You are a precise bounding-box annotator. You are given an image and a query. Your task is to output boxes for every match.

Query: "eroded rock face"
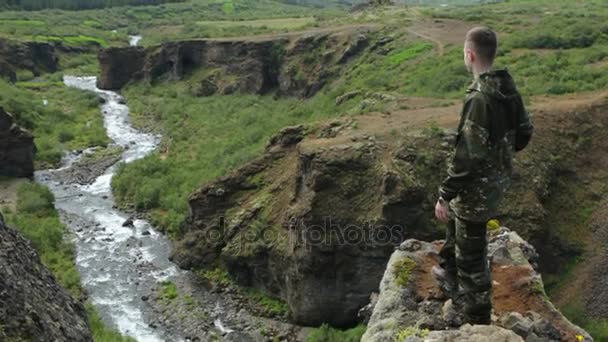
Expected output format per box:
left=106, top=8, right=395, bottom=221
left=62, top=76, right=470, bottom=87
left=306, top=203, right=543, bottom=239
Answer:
left=0, top=214, right=93, bottom=341
left=97, top=28, right=374, bottom=98
left=0, top=107, right=36, bottom=177
left=97, top=46, right=146, bottom=90
left=0, top=38, right=58, bottom=82
left=172, top=122, right=440, bottom=327
left=362, top=229, right=592, bottom=342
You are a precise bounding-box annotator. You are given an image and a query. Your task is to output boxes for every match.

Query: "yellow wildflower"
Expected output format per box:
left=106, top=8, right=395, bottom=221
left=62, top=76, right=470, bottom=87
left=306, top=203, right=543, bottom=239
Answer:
left=487, top=219, right=500, bottom=231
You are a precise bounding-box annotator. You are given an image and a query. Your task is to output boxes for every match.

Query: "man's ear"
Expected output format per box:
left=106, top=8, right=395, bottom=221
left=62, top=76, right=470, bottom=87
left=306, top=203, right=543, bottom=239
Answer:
left=469, top=49, right=476, bottom=64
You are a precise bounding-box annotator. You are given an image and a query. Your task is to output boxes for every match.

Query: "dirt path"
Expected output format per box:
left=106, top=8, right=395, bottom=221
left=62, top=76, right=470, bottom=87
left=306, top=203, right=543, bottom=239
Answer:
left=405, top=18, right=472, bottom=56
left=206, top=23, right=382, bottom=42
left=405, top=27, right=446, bottom=55
left=0, top=178, right=27, bottom=212
left=347, top=90, right=608, bottom=144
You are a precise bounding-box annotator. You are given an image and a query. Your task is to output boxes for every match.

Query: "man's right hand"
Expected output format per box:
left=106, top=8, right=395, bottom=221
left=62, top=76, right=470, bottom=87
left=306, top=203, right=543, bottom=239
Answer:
left=435, top=198, right=450, bottom=223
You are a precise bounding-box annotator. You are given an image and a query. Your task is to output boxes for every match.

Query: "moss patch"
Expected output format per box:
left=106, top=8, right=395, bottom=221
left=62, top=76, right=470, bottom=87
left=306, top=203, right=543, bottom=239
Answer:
left=393, top=256, right=416, bottom=287
left=395, top=326, right=430, bottom=342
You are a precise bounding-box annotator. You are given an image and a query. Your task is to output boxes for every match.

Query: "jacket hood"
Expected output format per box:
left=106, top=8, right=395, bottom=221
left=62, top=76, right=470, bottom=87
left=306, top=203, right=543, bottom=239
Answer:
left=468, top=69, right=519, bottom=100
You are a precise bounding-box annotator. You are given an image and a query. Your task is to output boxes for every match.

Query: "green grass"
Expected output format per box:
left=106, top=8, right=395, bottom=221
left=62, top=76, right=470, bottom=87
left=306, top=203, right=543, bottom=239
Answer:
left=244, top=288, right=289, bottom=317
left=306, top=324, right=366, bottom=342
left=160, top=281, right=179, bottom=301
left=86, top=303, right=137, bottom=342
left=4, top=182, right=83, bottom=298
left=0, top=19, right=46, bottom=26
left=222, top=1, right=235, bottom=14
left=387, top=42, right=434, bottom=65
left=0, top=77, right=109, bottom=168
left=196, top=17, right=315, bottom=29
left=199, top=267, right=233, bottom=287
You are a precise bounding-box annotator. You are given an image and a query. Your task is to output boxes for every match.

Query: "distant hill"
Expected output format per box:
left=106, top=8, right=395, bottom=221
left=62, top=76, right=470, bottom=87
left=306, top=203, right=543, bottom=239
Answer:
left=279, top=0, right=501, bottom=8
left=279, top=0, right=356, bottom=8
left=0, top=0, right=184, bottom=11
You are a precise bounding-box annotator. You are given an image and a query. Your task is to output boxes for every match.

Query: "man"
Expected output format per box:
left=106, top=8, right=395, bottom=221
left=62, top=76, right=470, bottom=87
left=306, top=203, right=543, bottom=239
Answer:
left=432, top=27, right=533, bottom=325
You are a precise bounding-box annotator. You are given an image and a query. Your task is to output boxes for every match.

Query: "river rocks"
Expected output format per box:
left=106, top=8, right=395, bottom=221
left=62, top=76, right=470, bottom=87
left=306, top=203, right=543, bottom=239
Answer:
left=335, top=90, right=362, bottom=105
left=0, top=38, right=58, bottom=82
left=0, top=107, right=36, bottom=177
left=52, top=146, right=123, bottom=185
left=97, top=27, right=376, bottom=98
left=123, top=216, right=135, bottom=227
left=361, top=229, right=592, bottom=342
left=0, top=213, right=93, bottom=341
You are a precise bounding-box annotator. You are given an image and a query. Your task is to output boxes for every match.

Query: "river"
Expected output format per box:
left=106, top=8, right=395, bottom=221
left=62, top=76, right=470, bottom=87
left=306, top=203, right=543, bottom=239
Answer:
left=35, top=36, right=182, bottom=342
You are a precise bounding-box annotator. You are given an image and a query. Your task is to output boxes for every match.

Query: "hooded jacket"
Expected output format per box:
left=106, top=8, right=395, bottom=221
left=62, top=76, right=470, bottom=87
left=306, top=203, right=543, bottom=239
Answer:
left=439, top=69, right=533, bottom=221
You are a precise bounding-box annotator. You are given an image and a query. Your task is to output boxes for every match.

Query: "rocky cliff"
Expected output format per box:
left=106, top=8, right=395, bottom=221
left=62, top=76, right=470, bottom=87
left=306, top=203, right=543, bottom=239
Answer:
left=171, top=91, right=608, bottom=329
left=97, top=27, right=374, bottom=98
left=0, top=107, right=36, bottom=177
left=171, top=122, right=439, bottom=327
left=0, top=213, right=93, bottom=341
left=0, top=38, right=58, bottom=82
left=362, top=229, right=592, bottom=341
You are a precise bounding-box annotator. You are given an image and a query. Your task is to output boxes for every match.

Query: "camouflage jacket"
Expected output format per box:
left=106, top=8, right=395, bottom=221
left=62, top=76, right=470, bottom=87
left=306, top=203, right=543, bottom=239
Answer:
left=439, top=69, right=533, bottom=222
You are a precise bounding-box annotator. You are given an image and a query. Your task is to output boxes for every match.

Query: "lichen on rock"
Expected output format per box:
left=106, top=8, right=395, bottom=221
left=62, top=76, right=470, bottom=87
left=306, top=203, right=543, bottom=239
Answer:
left=362, top=228, right=593, bottom=342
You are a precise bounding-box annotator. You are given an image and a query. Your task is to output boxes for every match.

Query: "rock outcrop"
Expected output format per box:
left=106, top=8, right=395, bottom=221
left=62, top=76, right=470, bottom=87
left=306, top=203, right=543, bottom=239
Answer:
left=0, top=107, right=36, bottom=177
left=0, top=38, right=58, bottom=82
left=172, top=121, right=444, bottom=327
left=362, top=229, right=592, bottom=342
left=0, top=213, right=93, bottom=341
left=97, top=27, right=374, bottom=98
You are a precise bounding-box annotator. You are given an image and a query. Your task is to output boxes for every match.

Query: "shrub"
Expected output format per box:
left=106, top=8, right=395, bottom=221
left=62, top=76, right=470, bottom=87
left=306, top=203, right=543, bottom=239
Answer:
left=86, top=303, right=137, bottom=342
left=160, top=281, right=178, bottom=300
left=16, top=182, right=55, bottom=216
left=306, top=324, right=366, bottom=342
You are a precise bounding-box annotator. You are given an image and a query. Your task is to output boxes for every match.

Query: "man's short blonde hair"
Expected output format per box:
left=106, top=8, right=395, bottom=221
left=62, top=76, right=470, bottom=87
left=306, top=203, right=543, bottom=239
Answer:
left=466, top=27, right=498, bottom=63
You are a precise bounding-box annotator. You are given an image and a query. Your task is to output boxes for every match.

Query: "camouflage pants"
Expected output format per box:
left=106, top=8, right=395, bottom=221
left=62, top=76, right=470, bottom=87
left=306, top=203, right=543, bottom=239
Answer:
left=438, top=217, right=492, bottom=324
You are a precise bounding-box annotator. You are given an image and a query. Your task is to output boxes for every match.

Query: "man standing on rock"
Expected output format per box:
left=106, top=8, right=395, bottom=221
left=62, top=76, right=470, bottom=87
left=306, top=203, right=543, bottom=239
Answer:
left=432, top=27, right=533, bottom=325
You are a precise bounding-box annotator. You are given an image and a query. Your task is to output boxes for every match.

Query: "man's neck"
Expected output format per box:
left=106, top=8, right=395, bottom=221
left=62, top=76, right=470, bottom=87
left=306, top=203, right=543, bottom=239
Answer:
left=473, top=64, right=493, bottom=80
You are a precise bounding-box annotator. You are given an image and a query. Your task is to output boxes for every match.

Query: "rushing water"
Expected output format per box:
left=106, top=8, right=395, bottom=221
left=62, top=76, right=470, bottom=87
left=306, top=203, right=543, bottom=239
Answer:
left=35, top=71, right=182, bottom=340
left=129, top=35, right=143, bottom=47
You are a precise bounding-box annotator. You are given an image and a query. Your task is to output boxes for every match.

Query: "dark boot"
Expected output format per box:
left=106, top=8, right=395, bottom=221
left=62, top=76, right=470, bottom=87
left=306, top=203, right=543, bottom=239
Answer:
left=432, top=265, right=457, bottom=299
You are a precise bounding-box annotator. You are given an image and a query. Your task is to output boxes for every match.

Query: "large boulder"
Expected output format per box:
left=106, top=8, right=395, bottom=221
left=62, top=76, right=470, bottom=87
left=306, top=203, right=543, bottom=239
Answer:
left=0, top=214, right=93, bottom=341
left=361, top=229, right=592, bottom=342
left=0, top=107, right=36, bottom=177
